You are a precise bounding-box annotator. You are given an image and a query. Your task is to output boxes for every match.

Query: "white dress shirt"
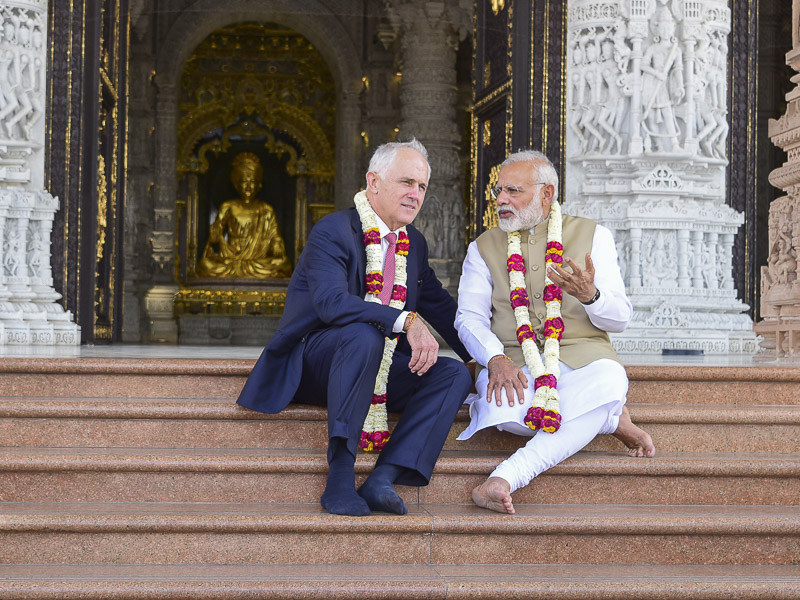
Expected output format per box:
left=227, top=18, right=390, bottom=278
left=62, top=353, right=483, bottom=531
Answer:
left=364, top=212, right=409, bottom=334
left=455, top=223, right=632, bottom=367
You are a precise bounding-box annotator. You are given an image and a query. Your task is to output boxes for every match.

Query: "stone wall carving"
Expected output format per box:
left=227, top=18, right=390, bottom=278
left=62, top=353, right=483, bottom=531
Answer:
left=754, top=4, right=800, bottom=356
left=0, top=0, right=79, bottom=346
left=565, top=0, right=757, bottom=355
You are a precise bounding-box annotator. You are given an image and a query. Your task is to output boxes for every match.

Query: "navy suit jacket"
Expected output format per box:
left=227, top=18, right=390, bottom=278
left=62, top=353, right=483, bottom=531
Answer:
left=237, top=207, right=471, bottom=414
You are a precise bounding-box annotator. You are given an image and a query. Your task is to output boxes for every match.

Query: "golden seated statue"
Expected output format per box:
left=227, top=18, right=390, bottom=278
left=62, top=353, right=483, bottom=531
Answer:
left=197, top=152, right=292, bottom=279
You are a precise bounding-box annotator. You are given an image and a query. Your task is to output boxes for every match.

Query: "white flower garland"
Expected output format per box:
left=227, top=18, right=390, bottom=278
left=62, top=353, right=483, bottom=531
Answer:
left=354, top=190, right=409, bottom=451
left=507, top=200, right=564, bottom=433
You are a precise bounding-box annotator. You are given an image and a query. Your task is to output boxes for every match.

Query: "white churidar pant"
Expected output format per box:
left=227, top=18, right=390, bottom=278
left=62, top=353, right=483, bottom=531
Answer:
left=458, top=357, right=628, bottom=493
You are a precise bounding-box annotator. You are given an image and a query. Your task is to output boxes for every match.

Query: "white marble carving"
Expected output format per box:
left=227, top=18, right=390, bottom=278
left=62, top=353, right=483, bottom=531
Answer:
left=754, top=5, right=800, bottom=356
left=0, top=2, right=47, bottom=187
left=0, top=0, right=79, bottom=345
left=566, top=0, right=757, bottom=355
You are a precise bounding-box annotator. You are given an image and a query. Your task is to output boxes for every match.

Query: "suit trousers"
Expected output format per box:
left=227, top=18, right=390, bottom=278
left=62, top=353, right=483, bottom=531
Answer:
left=294, top=322, right=472, bottom=486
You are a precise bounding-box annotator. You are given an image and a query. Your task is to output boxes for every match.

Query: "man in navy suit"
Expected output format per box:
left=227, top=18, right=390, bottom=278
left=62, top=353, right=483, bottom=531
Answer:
left=237, top=140, right=472, bottom=516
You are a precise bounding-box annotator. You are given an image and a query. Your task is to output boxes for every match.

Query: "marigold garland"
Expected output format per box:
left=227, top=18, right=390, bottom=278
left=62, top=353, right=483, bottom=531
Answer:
left=506, top=200, right=564, bottom=434
left=354, top=190, right=409, bottom=451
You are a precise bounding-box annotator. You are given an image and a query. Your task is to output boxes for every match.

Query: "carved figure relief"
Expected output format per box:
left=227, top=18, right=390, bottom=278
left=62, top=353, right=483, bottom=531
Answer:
left=641, top=230, right=678, bottom=287
left=26, top=222, right=45, bottom=279
left=0, top=6, right=46, bottom=147
left=764, top=198, right=798, bottom=290
left=3, top=222, right=21, bottom=277
left=568, top=0, right=731, bottom=160
left=640, top=6, right=683, bottom=152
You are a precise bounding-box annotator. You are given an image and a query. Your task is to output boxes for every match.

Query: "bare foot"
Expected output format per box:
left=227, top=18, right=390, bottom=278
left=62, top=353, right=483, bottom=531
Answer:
left=613, top=405, right=656, bottom=458
left=472, top=477, right=515, bottom=514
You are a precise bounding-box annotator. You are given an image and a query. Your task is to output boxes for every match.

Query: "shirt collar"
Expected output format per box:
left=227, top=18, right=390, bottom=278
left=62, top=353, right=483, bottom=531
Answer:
left=529, top=214, right=550, bottom=236
left=373, top=212, right=402, bottom=239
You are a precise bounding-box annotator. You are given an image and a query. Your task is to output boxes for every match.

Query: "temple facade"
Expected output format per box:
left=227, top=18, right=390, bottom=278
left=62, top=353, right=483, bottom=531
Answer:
left=0, top=0, right=792, bottom=355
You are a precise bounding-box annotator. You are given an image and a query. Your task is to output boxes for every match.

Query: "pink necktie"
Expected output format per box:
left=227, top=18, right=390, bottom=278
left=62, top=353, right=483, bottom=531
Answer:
left=378, top=233, right=397, bottom=305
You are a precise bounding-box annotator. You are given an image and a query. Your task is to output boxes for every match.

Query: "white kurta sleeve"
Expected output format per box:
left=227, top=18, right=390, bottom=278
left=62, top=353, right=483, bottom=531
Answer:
left=582, top=225, right=632, bottom=333
left=456, top=241, right=506, bottom=367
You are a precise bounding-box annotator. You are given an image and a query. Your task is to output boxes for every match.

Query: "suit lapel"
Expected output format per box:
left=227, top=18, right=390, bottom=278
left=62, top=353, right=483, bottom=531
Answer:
left=350, top=209, right=367, bottom=296
left=405, top=228, right=420, bottom=311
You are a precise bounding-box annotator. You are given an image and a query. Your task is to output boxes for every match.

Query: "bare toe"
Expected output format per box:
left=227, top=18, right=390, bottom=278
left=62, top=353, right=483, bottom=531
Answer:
left=472, top=477, right=515, bottom=514
left=613, top=407, right=656, bottom=458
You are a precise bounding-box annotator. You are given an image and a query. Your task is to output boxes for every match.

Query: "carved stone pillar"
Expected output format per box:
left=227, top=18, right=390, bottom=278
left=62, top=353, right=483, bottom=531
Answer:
left=565, top=0, right=757, bottom=355
left=335, top=90, right=363, bottom=211
left=0, top=0, right=79, bottom=345
left=384, top=0, right=472, bottom=292
left=754, top=2, right=800, bottom=355
left=143, top=81, right=179, bottom=343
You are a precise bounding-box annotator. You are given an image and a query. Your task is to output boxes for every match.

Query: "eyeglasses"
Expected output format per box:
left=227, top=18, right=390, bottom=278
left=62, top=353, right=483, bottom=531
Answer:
left=490, top=182, right=547, bottom=199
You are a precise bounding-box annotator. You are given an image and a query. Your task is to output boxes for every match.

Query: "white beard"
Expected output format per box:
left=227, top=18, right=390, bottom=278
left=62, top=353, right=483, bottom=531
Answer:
left=497, top=201, right=545, bottom=232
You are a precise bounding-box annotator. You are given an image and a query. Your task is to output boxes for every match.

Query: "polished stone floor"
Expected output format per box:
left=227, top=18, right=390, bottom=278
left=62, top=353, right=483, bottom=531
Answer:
left=0, top=342, right=797, bottom=367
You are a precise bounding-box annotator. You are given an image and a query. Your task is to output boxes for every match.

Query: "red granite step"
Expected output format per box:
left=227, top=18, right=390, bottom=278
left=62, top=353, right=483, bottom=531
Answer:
left=1, top=448, right=798, bottom=506
left=0, top=359, right=251, bottom=399
left=1, top=359, right=798, bottom=406
left=1, top=502, right=798, bottom=566
left=1, top=563, right=798, bottom=599
left=1, top=396, right=798, bottom=453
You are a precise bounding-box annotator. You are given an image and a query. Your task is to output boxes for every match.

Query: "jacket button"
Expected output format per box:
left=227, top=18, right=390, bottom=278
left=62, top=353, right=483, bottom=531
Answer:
left=534, top=293, right=541, bottom=299
left=532, top=265, right=539, bottom=271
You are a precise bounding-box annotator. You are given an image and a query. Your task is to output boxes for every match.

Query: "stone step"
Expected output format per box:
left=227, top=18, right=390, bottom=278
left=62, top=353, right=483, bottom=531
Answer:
left=1, top=359, right=799, bottom=406
left=2, top=397, right=798, bottom=453
left=1, top=502, right=798, bottom=565
left=1, top=448, right=798, bottom=506
left=0, top=359, right=250, bottom=399
left=1, top=563, right=799, bottom=599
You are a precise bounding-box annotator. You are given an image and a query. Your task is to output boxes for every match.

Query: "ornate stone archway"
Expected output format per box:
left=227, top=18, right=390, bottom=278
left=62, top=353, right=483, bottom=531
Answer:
left=144, top=0, right=363, bottom=342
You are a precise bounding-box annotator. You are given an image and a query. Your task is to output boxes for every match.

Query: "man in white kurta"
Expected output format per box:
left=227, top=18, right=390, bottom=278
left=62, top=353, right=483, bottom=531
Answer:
left=456, top=150, right=655, bottom=514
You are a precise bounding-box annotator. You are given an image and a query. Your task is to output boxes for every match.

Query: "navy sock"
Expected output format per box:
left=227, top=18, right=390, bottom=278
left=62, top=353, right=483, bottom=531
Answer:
left=320, top=438, right=370, bottom=516
left=358, top=463, right=408, bottom=515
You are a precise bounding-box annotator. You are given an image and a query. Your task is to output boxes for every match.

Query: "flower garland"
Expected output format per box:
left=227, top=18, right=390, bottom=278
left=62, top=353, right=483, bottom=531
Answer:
left=354, top=190, right=409, bottom=452
left=506, top=199, right=564, bottom=434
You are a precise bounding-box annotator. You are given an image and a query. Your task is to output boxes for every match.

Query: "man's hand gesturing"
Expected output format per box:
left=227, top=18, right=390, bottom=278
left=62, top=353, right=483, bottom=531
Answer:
left=548, top=252, right=597, bottom=303
left=487, top=356, right=528, bottom=407
left=406, top=317, right=438, bottom=376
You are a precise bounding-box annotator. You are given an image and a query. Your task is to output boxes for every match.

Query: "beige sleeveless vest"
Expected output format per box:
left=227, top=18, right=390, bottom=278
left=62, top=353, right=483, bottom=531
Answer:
left=475, top=214, right=621, bottom=371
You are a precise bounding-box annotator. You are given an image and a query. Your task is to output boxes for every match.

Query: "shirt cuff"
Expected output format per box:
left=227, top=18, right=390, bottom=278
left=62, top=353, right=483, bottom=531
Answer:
left=393, top=311, right=410, bottom=334
left=583, top=287, right=607, bottom=314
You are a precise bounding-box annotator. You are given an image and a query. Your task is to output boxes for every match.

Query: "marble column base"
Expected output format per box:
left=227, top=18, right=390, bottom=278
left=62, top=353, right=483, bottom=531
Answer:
left=38, top=302, right=81, bottom=345
left=144, top=285, right=179, bottom=344
left=754, top=316, right=800, bottom=357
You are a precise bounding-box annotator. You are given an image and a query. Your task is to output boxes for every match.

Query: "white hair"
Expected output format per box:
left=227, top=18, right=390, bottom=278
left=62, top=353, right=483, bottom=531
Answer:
left=501, top=149, right=559, bottom=203
left=367, top=138, right=431, bottom=183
